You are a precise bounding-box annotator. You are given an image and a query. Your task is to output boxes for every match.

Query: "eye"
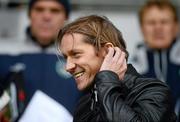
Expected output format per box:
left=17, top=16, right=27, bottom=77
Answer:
left=60, top=54, right=67, bottom=62
left=34, top=7, right=44, bottom=13
left=50, top=8, right=64, bottom=14
left=72, top=52, right=81, bottom=58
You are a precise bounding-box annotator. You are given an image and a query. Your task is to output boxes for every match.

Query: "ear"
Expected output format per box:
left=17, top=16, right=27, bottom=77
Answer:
left=104, top=42, right=114, bottom=48
left=101, top=42, right=114, bottom=57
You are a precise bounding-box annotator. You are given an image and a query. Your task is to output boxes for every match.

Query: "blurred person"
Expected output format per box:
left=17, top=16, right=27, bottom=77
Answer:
left=56, top=15, right=177, bottom=122
left=0, top=0, right=81, bottom=121
left=27, top=0, right=69, bottom=48
left=129, top=0, right=180, bottom=120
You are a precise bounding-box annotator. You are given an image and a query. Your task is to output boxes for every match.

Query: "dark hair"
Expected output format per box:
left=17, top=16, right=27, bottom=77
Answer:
left=28, top=0, right=71, bottom=18
left=57, top=15, right=129, bottom=60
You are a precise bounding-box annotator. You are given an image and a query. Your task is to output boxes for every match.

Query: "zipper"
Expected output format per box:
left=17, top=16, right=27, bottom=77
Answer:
left=90, top=84, right=98, bottom=110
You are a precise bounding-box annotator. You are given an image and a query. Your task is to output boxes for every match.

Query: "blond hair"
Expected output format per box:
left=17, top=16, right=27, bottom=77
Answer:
left=57, top=15, right=129, bottom=59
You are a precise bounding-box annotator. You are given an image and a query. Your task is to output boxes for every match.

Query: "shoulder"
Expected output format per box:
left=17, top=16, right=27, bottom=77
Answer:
left=0, top=39, right=40, bottom=55
left=126, top=74, right=172, bottom=110
left=127, top=76, right=176, bottom=121
left=131, top=76, right=171, bottom=100
left=125, top=65, right=168, bottom=91
left=0, top=38, right=56, bottom=55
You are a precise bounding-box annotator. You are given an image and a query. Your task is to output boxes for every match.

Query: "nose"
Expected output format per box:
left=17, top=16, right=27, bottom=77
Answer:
left=65, top=58, right=76, bottom=73
left=43, top=10, right=52, bottom=21
left=154, top=22, right=163, bottom=30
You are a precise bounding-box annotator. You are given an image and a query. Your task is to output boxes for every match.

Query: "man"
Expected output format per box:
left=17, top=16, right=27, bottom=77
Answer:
left=27, top=0, right=69, bottom=48
left=56, top=15, right=177, bottom=121
left=129, top=0, right=180, bottom=119
left=0, top=0, right=81, bottom=121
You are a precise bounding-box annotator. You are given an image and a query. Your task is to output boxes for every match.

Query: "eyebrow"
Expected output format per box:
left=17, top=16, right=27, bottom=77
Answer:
left=62, top=49, right=82, bottom=58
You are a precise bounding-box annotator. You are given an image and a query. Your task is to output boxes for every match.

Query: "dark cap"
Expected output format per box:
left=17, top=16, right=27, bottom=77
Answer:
left=28, top=0, right=71, bottom=18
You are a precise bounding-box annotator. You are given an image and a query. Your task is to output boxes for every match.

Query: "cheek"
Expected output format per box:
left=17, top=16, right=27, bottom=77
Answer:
left=55, top=15, right=66, bottom=23
left=144, top=27, right=154, bottom=34
left=168, top=27, right=177, bottom=35
left=31, top=13, right=42, bottom=22
left=90, top=57, right=104, bottom=73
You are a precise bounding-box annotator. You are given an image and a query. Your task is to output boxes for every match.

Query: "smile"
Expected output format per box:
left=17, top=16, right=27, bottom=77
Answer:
left=74, top=71, right=85, bottom=78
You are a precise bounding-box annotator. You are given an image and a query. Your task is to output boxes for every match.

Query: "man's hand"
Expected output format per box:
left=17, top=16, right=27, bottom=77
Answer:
left=100, top=47, right=127, bottom=80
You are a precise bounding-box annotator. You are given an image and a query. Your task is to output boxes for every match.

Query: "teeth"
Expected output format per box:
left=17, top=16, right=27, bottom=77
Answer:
left=74, top=72, right=84, bottom=78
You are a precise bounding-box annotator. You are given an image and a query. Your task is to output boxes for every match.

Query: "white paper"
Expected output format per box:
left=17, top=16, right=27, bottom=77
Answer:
left=19, top=90, right=73, bottom=122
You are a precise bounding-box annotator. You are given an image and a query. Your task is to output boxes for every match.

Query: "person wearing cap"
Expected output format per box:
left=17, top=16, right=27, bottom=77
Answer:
left=0, top=0, right=81, bottom=121
left=27, top=0, right=70, bottom=48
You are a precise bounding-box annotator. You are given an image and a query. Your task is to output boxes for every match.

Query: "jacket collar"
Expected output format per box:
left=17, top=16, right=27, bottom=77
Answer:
left=123, top=64, right=141, bottom=88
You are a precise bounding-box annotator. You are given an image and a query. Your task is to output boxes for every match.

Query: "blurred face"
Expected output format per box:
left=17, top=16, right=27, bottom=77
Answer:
left=60, top=33, right=105, bottom=91
left=141, top=6, right=178, bottom=49
left=30, top=0, right=67, bottom=45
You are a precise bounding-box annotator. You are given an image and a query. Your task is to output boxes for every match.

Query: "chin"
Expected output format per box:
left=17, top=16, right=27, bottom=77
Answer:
left=153, top=43, right=171, bottom=49
left=77, top=85, right=85, bottom=91
left=80, top=83, right=95, bottom=92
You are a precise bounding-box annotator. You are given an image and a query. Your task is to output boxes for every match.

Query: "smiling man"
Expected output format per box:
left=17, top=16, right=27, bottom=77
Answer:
left=60, top=33, right=105, bottom=90
left=57, top=15, right=177, bottom=122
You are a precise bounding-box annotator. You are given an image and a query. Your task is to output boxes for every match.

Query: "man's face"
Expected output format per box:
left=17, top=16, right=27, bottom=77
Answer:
left=60, top=33, right=105, bottom=91
left=30, top=1, right=67, bottom=45
left=141, top=6, right=178, bottom=49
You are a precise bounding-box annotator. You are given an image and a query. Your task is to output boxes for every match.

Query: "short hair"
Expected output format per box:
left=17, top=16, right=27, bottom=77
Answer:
left=57, top=15, right=129, bottom=59
left=139, top=0, right=178, bottom=24
left=28, top=0, right=71, bottom=18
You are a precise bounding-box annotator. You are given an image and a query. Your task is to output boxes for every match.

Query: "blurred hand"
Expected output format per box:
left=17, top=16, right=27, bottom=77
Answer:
left=100, top=47, right=127, bottom=80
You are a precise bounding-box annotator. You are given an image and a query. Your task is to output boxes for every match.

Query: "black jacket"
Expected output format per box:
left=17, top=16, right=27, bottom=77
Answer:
left=73, top=64, right=176, bottom=122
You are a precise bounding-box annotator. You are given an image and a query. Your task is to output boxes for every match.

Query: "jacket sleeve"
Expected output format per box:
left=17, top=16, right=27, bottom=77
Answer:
left=94, top=70, right=176, bottom=122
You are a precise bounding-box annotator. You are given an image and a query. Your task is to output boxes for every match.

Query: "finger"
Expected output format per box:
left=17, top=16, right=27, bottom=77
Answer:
left=100, top=47, right=114, bottom=71
left=112, top=47, right=122, bottom=63
left=118, top=59, right=127, bottom=80
left=105, top=47, right=115, bottom=61
left=117, top=51, right=126, bottom=67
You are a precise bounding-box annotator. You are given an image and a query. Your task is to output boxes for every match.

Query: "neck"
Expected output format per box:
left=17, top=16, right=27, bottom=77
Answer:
left=26, top=27, right=55, bottom=49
